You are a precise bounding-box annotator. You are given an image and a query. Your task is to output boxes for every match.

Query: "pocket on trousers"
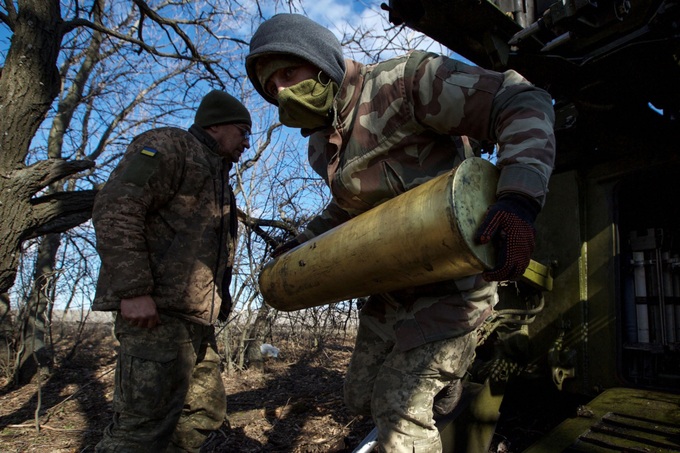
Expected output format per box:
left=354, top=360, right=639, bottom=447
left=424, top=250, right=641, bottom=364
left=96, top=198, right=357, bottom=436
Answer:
left=115, top=342, right=179, bottom=418
left=412, top=435, right=441, bottom=452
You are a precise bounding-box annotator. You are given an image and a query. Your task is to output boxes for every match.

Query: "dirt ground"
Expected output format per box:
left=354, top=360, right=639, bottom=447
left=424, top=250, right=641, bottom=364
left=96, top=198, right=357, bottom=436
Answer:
left=0, top=321, right=373, bottom=453
left=0, top=320, right=560, bottom=453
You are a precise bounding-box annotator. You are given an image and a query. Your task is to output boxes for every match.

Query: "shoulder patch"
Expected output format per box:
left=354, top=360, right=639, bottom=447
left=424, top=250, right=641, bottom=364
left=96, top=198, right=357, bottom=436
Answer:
left=119, top=147, right=162, bottom=187
left=141, top=146, right=158, bottom=157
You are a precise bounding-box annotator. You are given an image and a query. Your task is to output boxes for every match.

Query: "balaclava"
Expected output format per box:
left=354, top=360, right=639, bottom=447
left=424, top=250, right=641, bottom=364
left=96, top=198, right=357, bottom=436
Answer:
left=245, top=14, right=346, bottom=106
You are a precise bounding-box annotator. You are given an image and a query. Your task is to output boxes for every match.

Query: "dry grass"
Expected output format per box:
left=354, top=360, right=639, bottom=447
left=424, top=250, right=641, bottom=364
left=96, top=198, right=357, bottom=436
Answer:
left=0, top=318, right=556, bottom=453
left=0, top=320, right=373, bottom=453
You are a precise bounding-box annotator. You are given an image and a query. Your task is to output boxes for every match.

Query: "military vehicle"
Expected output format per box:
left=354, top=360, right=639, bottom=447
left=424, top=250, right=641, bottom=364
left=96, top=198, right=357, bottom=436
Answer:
left=259, top=0, right=679, bottom=449
left=376, top=0, right=680, bottom=450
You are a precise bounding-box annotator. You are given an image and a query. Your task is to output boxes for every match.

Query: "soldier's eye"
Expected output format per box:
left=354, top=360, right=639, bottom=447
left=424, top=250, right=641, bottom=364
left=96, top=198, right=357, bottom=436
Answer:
left=265, top=81, right=277, bottom=98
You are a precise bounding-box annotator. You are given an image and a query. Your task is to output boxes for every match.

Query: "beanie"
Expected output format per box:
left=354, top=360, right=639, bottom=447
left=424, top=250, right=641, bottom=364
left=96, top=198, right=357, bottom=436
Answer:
left=195, top=90, right=252, bottom=128
left=256, top=55, right=309, bottom=94
left=245, top=14, right=346, bottom=105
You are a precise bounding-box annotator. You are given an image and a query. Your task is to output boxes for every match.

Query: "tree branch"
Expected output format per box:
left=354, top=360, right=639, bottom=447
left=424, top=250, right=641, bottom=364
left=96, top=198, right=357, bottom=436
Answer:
left=1, top=0, right=16, bottom=29
left=237, top=209, right=298, bottom=250
left=241, top=122, right=283, bottom=171
left=24, top=190, right=98, bottom=239
left=0, top=12, right=10, bottom=29
left=60, top=18, right=217, bottom=65
left=130, top=0, right=223, bottom=83
left=11, top=159, right=95, bottom=198
left=87, top=64, right=190, bottom=161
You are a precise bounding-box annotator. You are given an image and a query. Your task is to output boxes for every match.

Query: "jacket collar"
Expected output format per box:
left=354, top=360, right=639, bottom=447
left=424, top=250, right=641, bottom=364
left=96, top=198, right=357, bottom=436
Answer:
left=333, top=59, right=365, bottom=129
left=188, top=124, right=232, bottom=170
left=314, top=59, right=364, bottom=151
left=300, top=59, right=365, bottom=139
left=189, top=123, right=218, bottom=150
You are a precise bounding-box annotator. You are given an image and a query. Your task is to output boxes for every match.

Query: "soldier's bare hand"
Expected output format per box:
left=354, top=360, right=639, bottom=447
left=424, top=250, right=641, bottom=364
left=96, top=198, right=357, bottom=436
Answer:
left=120, top=295, right=161, bottom=329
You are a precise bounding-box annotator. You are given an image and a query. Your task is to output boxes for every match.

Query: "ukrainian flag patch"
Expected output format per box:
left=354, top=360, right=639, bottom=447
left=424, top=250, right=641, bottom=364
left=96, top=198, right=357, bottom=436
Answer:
left=141, top=146, right=158, bottom=157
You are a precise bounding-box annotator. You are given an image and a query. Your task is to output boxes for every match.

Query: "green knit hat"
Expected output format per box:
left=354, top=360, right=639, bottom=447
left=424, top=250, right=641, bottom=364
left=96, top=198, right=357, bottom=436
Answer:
left=195, top=90, right=252, bottom=128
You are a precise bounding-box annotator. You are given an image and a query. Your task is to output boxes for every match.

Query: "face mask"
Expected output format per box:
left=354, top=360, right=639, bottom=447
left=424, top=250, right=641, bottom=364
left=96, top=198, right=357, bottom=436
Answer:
left=277, top=77, right=338, bottom=129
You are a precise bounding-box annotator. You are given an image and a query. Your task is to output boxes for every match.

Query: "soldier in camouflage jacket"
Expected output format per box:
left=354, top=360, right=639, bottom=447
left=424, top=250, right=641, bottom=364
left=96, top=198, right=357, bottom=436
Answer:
left=92, top=90, right=251, bottom=452
left=247, top=13, right=555, bottom=453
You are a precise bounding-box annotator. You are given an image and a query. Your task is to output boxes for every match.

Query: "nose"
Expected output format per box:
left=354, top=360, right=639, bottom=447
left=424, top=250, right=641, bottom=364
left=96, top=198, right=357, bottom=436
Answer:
left=267, top=75, right=287, bottom=99
left=268, top=84, right=284, bottom=99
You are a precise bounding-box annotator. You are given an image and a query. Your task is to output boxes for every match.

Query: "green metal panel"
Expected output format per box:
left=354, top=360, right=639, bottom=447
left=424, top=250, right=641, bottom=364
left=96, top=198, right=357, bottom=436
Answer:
left=522, top=387, right=680, bottom=452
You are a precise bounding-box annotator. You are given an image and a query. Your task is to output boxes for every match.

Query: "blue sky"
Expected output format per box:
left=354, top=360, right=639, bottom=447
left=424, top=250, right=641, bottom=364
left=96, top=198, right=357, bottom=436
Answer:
left=0, top=0, right=461, bottom=311
left=0, top=1, right=453, bottom=78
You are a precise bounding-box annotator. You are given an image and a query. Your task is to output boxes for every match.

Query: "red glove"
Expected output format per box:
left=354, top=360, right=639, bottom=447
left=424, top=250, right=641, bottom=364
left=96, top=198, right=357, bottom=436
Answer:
left=475, top=194, right=540, bottom=282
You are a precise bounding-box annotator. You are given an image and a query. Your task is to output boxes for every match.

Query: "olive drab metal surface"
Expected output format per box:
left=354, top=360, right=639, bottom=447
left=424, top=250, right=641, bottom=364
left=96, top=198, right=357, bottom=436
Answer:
left=258, top=157, right=498, bottom=311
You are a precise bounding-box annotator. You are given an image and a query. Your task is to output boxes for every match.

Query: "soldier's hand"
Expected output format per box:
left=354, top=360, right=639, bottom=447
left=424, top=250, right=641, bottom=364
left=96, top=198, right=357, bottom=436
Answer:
left=272, top=238, right=302, bottom=258
left=218, top=294, right=232, bottom=323
left=475, top=194, right=540, bottom=281
left=121, top=295, right=161, bottom=329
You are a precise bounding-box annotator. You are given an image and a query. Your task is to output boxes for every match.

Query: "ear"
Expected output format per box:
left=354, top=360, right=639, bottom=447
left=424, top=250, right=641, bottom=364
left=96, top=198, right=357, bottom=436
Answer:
left=202, top=125, right=221, bottom=142
left=204, top=125, right=221, bottom=138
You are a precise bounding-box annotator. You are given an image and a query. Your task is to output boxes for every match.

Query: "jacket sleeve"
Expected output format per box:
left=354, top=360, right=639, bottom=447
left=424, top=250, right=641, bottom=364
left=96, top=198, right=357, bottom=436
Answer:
left=92, top=132, right=184, bottom=301
left=410, top=54, right=556, bottom=206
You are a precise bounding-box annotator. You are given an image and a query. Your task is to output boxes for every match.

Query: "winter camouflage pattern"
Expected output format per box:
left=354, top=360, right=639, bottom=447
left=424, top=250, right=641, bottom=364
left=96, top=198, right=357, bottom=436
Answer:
left=92, top=125, right=238, bottom=325
left=344, top=319, right=477, bottom=452
left=96, top=314, right=226, bottom=452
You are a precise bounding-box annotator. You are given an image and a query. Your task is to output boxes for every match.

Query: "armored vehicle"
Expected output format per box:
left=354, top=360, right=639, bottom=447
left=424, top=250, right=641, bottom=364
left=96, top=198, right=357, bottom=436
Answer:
left=379, top=0, right=680, bottom=450
left=260, top=1, right=679, bottom=449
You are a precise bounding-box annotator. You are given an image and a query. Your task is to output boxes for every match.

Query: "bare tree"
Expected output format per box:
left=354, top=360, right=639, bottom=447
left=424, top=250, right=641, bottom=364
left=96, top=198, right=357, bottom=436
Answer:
left=224, top=108, right=329, bottom=369
left=0, top=0, right=445, bottom=383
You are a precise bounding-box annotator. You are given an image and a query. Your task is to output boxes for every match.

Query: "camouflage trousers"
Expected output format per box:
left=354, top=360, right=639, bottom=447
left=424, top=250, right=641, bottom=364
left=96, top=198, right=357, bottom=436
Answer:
left=96, top=313, right=226, bottom=453
left=344, top=316, right=476, bottom=453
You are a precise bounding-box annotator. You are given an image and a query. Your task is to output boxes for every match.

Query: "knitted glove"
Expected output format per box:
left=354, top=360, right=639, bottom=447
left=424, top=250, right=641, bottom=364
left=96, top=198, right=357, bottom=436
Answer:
left=475, top=194, right=540, bottom=281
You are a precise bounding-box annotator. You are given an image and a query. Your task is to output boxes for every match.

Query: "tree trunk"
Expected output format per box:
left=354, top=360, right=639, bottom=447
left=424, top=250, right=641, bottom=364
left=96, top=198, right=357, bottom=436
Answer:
left=0, top=0, right=62, bottom=297
left=15, top=233, right=61, bottom=385
left=243, top=302, right=271, bottom=372
left=0, top=293, right=13, bottom=371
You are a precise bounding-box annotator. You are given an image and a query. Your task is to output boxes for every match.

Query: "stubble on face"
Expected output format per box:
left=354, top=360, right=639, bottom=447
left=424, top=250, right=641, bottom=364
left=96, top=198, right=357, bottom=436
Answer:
left=209, top=124, right=248, bottom=163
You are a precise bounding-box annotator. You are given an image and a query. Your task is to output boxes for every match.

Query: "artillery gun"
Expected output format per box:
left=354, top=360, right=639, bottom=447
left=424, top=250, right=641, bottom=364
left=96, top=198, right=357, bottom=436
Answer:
left=259, top=0, right=679, bottom=449
left=377, top=0, right=680, bottom=450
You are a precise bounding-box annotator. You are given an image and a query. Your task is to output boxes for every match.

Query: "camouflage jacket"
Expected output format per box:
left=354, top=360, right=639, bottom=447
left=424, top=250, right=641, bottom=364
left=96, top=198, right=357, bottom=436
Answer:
left=92, top=125, right=238, bottom=325
left=298, top=51, right=556, bottom=350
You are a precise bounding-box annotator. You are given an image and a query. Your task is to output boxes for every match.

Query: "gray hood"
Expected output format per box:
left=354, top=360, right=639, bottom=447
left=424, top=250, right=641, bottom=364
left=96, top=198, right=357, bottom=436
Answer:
left=245, top=13, right=346, bottom=105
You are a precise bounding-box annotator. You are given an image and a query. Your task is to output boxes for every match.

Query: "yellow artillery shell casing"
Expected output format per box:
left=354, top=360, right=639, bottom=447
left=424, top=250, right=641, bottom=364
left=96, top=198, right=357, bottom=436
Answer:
left=259, top=157, right=499, bottom=311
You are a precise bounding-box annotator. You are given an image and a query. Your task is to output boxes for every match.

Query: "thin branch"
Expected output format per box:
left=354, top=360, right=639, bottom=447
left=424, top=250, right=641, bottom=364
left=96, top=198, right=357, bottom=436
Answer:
left=240, top=122, right=283, bottom=171
left=60, top=18, right=217, bottom=65
left=1, top=0, right=16, bottom=29
left=131, top=0, right=223, bottom=84
left=87, top=64, right=191, bottom=161
left=238, top=209, right=291, bottom=250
